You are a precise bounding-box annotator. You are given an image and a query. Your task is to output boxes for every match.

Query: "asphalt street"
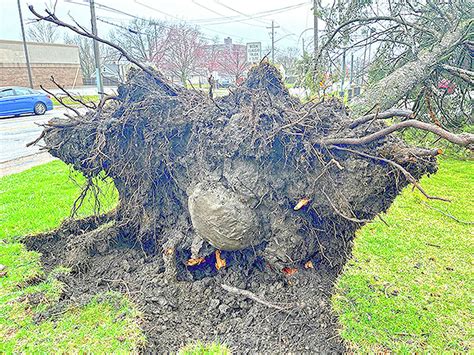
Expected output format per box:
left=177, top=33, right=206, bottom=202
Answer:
left=0, top=107, right=71, bottom=176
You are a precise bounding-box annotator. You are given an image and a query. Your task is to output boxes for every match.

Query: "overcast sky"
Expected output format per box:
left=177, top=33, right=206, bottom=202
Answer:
left=1, top=0, right=321, bottom=54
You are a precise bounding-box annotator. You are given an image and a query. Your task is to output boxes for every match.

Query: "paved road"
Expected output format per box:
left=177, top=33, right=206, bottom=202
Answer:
left=0, top=108, right=71, bottom=177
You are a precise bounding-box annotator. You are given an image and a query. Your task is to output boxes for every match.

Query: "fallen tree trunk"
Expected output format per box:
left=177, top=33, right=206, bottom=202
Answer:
left=351, top=22, right=469, bottom=114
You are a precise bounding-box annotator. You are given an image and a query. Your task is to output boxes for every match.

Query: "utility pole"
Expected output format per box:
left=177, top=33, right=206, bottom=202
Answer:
left=313, top=0, right=319, bottom=76
left=89, top=0, right=103, bottom=96
left=302, top=38, right=305, bottom=55
left=340, top=49, right=346, bottom=97
left=349, top=52, right=354, bottom=87
left=267, top=20, right=279, bottom=62
left=17, top=0, right=33, bottom=88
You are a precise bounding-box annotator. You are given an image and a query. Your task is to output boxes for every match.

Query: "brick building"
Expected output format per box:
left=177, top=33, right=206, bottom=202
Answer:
left=0, top=39, right=82, bottom=89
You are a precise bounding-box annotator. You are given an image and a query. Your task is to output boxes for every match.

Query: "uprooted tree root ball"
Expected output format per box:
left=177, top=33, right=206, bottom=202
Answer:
left=27, top=63, right=445, bottom=351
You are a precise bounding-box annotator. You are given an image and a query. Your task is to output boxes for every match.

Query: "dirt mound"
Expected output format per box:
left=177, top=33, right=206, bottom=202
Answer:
left=28, top=62, right=439, bottom=350
left=26, top=221, right=344, bottom=352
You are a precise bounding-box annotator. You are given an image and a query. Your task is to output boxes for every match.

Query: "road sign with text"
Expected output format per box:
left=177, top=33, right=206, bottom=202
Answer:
left=246, top=42, right=262, bottom=63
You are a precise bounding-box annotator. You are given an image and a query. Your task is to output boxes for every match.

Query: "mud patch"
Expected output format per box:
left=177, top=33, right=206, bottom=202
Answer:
left=26, top=221, right=345, bottom=353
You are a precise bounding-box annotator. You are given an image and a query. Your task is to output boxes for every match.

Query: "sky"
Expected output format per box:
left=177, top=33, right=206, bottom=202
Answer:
left=0, top=0, right=320, bottom=54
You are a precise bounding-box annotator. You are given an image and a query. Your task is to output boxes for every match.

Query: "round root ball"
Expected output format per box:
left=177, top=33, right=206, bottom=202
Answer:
left=188, top=181, right=261, bottom=250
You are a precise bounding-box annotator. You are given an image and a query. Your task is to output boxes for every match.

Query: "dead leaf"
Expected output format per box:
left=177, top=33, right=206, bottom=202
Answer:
left=186, top=257, right=205, bottom=266
left=437, top=148, right=443, bottom=155
left=163, top=248, right=174, bottom=256
left=215, top=250, right=226, bottom=270
left=304, top=260, right=314, bottom=269
left=293, top=198, right=311, bottom=211
left=282, top=267, right=298, bottom=276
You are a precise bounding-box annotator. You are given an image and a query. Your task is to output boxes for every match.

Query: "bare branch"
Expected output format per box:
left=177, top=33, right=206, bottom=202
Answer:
left=40, top=85, right=81, bottom=116
left=441, top=64, right=474, bottom=85
left=50, top=76, right=96, bottom=109
left=318, top=16, right=438, bottom=61
left=321, top=119, right=474, bottom=149
left=349, top=109, right=414, bottom=129
left=28, top=5, right=177, bottom=96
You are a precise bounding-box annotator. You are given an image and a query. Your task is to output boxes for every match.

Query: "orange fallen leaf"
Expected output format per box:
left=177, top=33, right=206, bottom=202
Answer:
left=163, top=248, right=174, bottom=256
left=304, top=260, right=314, bottom=269
left=437, top=148, right=443, bottom=155
left=215, top=250, right=226, bottom=270
left=294, top=198, right=311, bottom=211
left=282, top=267, right=298, bottom=275
left=186, top=257, right=205, bottom=266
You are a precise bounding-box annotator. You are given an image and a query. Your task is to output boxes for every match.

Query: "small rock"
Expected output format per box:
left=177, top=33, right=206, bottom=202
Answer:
left=218, top=304, right=230, bottom=314
left=0, top=264, right=6, bottom=271
left=209, top=298, right=220, bottom=309
left=158, top=297, right=168, bottom=307
left=120, top=259, right=131, bottom=272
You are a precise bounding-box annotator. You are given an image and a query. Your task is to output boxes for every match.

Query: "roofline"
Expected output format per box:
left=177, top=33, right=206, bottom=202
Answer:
left=0, top=39, right=78, bottom=49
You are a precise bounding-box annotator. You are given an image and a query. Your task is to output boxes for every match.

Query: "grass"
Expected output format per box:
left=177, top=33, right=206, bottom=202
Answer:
left=50, top=94, right=99, bottom=107
left=179, top=341, right=231, bottom=355
left=1, top=158, right=471, bottom=352
left=333, top=158, right=474, bottom=352
left=0, top=160, right=117, bottom=241
left=0, top=161, right=145, bottom=353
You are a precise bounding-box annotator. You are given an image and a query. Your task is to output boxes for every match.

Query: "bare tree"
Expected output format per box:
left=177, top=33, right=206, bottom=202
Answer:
left=107, top=18, right=169, bottom=66
left=27, top=21, right=59, bottom=43
left=162, top=24, right=206, bottom=85
left=275, top=47, right=300, bottom=76
left=64, top=34, right=95, bottom=80
left=217, top=44, right=249, bottom=82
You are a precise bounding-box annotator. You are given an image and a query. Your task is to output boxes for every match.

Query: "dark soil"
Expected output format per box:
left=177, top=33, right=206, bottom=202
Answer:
left=26, top=217, right=345, bottom=353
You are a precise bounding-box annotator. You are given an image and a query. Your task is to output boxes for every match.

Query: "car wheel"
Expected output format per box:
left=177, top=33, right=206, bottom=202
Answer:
left=34, top=102, right=47, bottom=115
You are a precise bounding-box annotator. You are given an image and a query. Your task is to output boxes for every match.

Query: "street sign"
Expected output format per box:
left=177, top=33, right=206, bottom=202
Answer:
left=246, top=42, right=261, bottom=63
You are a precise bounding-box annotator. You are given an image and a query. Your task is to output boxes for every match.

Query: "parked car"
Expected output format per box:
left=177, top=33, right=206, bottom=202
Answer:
left=0, top=87, right=53, bottom=117
left=217, top=78, right=232, bottom=88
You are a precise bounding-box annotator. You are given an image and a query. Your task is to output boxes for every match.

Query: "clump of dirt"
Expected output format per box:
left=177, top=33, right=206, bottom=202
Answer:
left=28, top=62, right=438, bottom=351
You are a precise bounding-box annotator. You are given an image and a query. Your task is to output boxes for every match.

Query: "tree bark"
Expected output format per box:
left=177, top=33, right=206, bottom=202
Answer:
left=351, top=24, right=467, bottom=115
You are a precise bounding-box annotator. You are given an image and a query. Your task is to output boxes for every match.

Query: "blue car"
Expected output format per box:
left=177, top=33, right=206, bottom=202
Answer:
left=0, top=86, right=54, bottom=117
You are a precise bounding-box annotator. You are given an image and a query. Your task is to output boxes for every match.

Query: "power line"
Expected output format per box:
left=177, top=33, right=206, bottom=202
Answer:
left=211, top=0, right=270, bottom=27
left=195, top=2, right=310, bottom=26
left=131, top=0, right=262, bottom=41
left=65, top=0, right=264, bottom=43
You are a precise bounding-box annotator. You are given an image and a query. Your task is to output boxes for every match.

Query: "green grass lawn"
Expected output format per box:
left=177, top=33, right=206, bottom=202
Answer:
left=0, top=161, right=146, bottom=353
left=0, top=158, right=472, bottom=352
left=333, top=158, right=473, bottom=352
left=51, top=94, right=100, bottom=107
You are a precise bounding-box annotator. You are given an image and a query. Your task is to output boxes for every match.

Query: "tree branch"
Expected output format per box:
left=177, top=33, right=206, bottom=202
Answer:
left=318, top=16, right=438, bottom=61
left=321, top=120, right=474, bottom=149
left=441, top=64, right=474, bottom=85
left=28, top=6, right=177, bottom=96
left=349, top=109, right=414, bottom=129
